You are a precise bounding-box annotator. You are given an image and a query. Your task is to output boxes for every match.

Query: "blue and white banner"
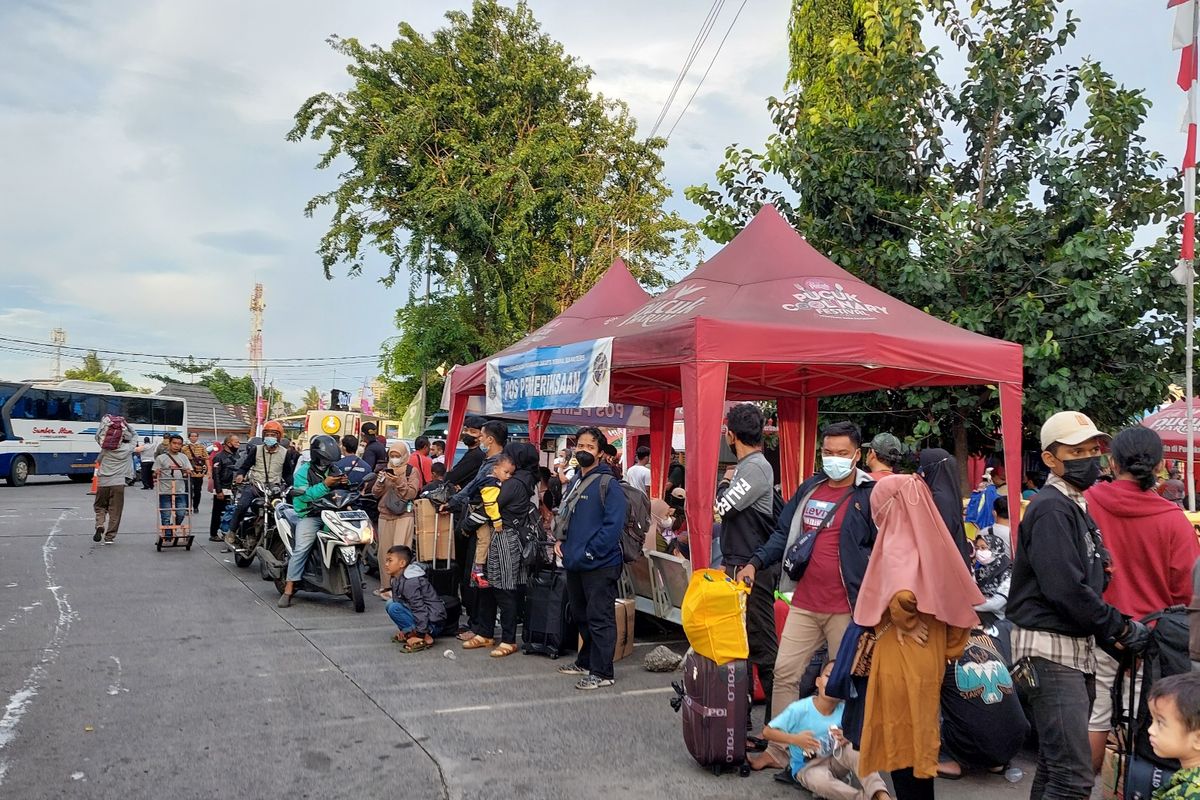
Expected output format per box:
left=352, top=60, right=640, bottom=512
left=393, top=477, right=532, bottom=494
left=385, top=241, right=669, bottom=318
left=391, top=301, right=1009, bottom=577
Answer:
left=485, top=338, right=612, bottom=414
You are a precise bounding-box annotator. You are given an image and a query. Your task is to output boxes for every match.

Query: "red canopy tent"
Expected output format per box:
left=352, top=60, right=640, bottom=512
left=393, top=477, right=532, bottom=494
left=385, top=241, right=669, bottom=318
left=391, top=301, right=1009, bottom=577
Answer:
left=449, top=206, right=1023, bottom=569
left=1140, top=399, right=1200, bottom=458
left=446, top=258, right=652, bottom=457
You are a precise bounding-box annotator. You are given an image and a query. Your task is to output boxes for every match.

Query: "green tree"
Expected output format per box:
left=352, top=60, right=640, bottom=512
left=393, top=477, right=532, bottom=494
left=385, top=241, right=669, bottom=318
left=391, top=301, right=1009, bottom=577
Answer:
left=146, top=356, right=219, bottom=386
left=289, top=0, right=697, bottom=399
left=202, top=368, right=256, bottom=406
left=64, top=351, right=138, bottom=393
left=302, top=386, right=322, bottom=410
left=687, top=0, right=1182, bottom=471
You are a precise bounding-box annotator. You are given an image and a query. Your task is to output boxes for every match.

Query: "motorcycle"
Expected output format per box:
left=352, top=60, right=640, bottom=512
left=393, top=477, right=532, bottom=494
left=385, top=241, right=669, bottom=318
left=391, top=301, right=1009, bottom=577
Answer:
left=229, top=481, right=286, bottom=569
left=255, top=486, right=374, bottom=612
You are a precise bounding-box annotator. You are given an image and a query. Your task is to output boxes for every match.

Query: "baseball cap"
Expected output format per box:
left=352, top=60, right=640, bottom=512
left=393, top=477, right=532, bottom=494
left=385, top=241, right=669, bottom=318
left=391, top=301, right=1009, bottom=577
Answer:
left=867, top=432, right=902, bottom=459
left=1040, top=411, right=1109, bottom=451
left=361, top=422, right=377, bottom=435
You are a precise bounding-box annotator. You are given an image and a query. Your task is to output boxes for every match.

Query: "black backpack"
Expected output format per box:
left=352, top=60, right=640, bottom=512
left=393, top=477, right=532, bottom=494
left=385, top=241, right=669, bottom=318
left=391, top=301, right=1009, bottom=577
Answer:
left=1115, top=606, right=1190, bottom=787
left=599, top=475, right=651, bottom=563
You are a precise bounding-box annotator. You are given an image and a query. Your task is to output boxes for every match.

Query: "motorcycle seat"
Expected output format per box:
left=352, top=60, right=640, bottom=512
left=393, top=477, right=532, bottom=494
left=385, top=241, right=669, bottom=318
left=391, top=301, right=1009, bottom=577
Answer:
left=277, top=505, right=300, bottom=529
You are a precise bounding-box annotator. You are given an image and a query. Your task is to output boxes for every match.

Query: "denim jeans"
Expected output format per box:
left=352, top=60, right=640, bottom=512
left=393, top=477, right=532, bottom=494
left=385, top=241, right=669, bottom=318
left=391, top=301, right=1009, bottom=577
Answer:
left=158, top=494, right=188, bottom=528
left=286, top=515, right=323, bottom=583
left=1024, top=657, right=1097, bottom=800
left=386, top=600, right=441, bottom=636
left=566, top=565, right=622, bottom=680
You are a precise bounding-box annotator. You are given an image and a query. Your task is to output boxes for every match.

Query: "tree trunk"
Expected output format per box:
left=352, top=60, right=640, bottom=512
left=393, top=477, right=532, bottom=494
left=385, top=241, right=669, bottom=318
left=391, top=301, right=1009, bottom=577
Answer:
left=953, top=418, right=970, bottom=499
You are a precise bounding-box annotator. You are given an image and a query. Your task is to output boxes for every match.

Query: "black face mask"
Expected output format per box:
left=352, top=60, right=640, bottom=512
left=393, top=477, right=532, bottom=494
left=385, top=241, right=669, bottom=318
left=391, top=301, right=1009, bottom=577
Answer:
left=1060, top=455, right=1103, bottom=491
left=575, top=450, right=596, bottom=469
left=461, top=434, right=478, bottom=448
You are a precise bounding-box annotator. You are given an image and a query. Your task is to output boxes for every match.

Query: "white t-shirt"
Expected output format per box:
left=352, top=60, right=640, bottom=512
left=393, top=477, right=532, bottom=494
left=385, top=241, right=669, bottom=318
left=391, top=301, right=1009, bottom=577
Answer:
left=626, top=463, right=651, bottom=494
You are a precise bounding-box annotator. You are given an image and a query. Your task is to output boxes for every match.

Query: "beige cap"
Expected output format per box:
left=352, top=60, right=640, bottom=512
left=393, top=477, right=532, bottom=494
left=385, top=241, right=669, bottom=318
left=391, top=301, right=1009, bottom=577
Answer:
left=1040, top=411, right=1109, bottom=451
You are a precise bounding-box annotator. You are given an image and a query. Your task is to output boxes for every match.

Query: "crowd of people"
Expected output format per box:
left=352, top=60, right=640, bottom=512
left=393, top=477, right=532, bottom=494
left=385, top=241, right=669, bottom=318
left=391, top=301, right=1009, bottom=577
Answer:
left=86, top=401, right=1200, bottom=799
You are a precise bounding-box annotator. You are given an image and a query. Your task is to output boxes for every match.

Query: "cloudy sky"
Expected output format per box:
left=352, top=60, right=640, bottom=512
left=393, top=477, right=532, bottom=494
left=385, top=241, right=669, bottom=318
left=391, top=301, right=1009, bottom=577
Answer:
left=0, top=0, right=1179, bottom=402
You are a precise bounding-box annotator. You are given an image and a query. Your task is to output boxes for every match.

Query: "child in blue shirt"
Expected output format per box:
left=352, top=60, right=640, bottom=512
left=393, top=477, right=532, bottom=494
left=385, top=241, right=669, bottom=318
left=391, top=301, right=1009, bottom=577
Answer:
left=763, top=660, right=891, bottom=800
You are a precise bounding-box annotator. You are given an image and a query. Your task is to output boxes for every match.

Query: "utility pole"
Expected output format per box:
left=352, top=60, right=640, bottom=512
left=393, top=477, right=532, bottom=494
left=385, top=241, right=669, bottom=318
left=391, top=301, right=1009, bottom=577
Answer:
left=249, top=283, right=266, bottom=435
left=50, top=328, right=66, bottom=380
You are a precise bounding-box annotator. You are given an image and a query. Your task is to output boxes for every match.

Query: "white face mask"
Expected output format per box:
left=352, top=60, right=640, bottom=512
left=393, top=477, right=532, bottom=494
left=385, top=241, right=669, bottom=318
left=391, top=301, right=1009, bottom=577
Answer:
left=389, top=457, right=404, bottom=467
left=975, top=549, right=995, bottom=565
left=822, top=456, right=854, bottom=481
left=660, top=517, right=674, bottom=532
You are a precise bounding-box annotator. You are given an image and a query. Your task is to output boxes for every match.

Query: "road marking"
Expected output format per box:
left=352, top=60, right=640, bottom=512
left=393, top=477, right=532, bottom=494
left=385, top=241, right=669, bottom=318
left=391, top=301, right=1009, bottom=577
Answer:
left=106, top=656, right=126, bottom=696
left=0, top=511, right=75, bottom=785
left=430, top=686, right=674, bottom=716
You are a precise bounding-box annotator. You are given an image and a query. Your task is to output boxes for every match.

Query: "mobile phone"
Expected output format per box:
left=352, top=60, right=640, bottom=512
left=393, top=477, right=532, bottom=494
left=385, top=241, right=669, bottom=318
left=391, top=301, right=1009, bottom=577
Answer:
left=1011, top=657, right=1039, bottom=690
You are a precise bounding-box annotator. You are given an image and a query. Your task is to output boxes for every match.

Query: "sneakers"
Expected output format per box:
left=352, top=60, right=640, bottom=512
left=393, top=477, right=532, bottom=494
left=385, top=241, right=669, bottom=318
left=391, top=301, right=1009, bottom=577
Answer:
left=575, top=675, right=615, bottom=691
left=93, top=527, right=103, bottom=542
left=557, top=663, right=588, bottom=676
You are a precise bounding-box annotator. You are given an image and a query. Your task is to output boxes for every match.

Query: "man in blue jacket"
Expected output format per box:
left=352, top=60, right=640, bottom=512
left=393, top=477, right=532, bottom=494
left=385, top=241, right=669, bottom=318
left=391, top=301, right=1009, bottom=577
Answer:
left=737, top=421, right=877, bottom=771
left=555, top=427, right=628, bottom=690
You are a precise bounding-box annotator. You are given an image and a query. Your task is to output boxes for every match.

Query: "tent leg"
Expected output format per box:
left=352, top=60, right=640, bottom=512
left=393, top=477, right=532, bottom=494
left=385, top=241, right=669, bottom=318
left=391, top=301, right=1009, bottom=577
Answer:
left=446, top=394, right=469, bottom=470
left=528, top=409, right=552, bottom=450
left=1000, top=382, right=1024, bottom=527
left=800, top=396, right=819, bottom=482
left=649, top=406, right=673, bottom=500
left=681, top=361, right=728, bottom=571
left=777, top=398, right=804, bottom=499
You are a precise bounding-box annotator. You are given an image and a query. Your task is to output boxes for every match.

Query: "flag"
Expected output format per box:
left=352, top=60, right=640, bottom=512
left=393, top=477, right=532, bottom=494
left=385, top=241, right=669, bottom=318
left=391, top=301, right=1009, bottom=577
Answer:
left=318, top=394, right=326, bottom=411
left=1174, top=0, right=1195, bottom=49
left=400, top=385, right=426, bottom=440
left=1175, top=0, right=1199, bottom=263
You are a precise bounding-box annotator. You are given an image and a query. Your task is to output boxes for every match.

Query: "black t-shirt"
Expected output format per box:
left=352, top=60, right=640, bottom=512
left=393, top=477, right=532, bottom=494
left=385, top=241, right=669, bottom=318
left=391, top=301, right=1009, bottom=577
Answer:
left=666, top=462, right=686, bottom=509
left=939, top=630, right=1029, bottom=769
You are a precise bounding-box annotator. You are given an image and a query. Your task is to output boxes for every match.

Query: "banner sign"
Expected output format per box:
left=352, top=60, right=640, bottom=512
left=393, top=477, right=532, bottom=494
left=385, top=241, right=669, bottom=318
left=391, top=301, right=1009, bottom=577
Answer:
left=485, top=338, right=612, bottom=414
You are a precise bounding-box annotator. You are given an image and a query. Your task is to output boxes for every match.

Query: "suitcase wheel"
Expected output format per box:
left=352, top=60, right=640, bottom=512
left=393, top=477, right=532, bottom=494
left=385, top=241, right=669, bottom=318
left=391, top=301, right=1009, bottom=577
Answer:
left=711, top=765, right=722, bottom=777
left=739, top=764, right=751, bottom=778
left=550, top=653, right=559, bottom=660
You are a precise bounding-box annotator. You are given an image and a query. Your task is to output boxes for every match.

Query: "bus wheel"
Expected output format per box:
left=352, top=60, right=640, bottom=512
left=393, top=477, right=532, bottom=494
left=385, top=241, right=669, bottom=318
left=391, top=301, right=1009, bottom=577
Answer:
left=7, top=457, right=30, bottom=487
left=68, top=474, right=91, bottom=483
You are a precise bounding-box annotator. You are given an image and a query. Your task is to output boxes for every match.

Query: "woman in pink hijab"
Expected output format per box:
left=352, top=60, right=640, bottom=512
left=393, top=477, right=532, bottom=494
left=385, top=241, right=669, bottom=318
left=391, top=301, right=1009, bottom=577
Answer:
left=855, top=474, right=984, bottom=800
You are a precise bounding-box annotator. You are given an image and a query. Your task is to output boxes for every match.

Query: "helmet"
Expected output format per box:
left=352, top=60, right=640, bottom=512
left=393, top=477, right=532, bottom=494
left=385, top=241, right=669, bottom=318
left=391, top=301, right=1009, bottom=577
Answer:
left=309, top=434, right=340, bottom=468
left=262, top=419, right=284, bottom=437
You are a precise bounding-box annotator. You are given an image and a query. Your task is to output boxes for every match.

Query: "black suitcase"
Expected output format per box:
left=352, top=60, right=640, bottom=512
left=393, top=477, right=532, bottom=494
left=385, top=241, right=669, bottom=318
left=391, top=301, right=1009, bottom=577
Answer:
left=425, top=564, right=458, bottom=599
left=670, top=650, right=751, bottom=776
left=521, top=568, right=576, bottom=658
left=439, top=594, right=462, bottom=635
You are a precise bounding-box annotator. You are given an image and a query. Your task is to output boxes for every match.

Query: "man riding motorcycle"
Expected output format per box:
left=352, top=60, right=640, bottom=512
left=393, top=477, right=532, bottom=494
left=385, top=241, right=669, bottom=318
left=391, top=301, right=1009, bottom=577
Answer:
left=224, top=420, right=297, bottom=546
left=278, top=434, right=346, bottom=608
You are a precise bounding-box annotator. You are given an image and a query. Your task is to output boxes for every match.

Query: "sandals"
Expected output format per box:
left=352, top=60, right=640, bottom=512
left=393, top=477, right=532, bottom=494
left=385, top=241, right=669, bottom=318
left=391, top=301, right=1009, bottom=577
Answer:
left=403, top=639, right=432, bottom=653
left=490, top=643, right=518, bottom=658
left=456, top=630, right=475, bottom=642
left=462, top=635, right=494, bottom=650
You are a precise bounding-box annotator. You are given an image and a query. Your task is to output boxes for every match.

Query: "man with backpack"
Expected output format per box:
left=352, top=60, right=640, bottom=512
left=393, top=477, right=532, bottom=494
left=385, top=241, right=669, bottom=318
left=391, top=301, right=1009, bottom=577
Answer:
left=92, top=415, right=138, bottom=544
left=554, top=427, right=628, bottom=690
left=1008, top=411, right=1152, bottom=799
left=715, top=404, right=782, bottom=723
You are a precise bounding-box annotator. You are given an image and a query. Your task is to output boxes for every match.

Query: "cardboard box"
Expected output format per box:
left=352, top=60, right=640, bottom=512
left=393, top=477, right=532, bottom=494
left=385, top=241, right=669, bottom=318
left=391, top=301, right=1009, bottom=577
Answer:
left=413, top=499, right=452, bottom=562
left=580, top=598, right=637, bottom=663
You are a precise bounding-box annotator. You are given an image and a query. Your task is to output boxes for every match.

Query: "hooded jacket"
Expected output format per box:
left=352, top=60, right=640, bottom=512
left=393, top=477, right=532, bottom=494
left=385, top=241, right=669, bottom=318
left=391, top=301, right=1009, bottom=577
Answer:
left=1085, top=478, right=1200, bottom=619
left=389, top=562, right=447, bottom=634
left=560, top=463, right=627, bottom=571
left=749, top=470, right=877, bottom=606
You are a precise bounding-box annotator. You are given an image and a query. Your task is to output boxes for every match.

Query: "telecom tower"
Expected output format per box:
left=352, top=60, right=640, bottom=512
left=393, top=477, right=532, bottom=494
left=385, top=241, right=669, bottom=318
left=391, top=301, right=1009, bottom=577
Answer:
left=249, top=284, right=265, bottom=433
left=50, top=328, right=66, bottom=380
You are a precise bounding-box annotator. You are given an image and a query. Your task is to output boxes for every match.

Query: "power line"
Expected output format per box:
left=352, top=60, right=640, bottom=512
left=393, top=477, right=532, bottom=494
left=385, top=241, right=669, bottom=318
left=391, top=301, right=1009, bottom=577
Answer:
left=665, top=0, right=749, bottom=141
left=649, top=0, right=725, bottom=138
left=0, top=336, right=381, bottom=365
left=0, top=343, right=379, bottom=371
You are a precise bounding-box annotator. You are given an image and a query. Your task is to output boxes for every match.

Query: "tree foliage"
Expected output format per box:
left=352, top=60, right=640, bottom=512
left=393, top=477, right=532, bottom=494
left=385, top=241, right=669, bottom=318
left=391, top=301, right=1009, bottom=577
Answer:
left=64, top=351, right=138, bottom=393
left=687, top=0, right=1182, bottom=458
left=289, top=0, right=697, bottom=409
left=302, top=386, right=322, bottom=410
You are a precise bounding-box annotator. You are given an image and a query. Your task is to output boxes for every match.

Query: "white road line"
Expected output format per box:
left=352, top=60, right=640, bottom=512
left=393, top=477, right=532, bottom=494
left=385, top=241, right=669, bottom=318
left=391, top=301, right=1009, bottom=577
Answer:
left=106, top=656, right=126, bottom=696
left=430, top=686, right=674, bottom=716
left=0, top=511, right=75, bottom=785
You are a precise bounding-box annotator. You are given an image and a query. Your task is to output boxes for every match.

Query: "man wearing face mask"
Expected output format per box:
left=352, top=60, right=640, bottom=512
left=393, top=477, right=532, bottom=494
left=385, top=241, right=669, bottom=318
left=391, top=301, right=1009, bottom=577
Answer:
left=359, top=422, right=388, bottom=472
left=445, top=415, right=487, bottom=492
left=737, top=421, right=878, bottom=772
left=225, top=420, right=298, bottom=543
left=1007, top=411, right=1151, bottom=800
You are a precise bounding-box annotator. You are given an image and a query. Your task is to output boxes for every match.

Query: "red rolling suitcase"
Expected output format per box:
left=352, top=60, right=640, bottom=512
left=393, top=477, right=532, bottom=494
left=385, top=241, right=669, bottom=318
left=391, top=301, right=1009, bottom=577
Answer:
left=670, top=650, right=751, bottom=777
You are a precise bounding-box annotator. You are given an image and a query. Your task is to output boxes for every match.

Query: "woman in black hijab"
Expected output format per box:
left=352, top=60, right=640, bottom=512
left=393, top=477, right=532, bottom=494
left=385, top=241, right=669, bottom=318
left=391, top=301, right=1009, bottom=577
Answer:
left=918, top=448, right=972, bottom=564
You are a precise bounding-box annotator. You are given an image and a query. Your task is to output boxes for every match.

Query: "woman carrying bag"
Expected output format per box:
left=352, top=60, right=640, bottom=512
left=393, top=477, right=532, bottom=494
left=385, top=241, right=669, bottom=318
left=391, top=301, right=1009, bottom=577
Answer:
left=854, top=474, right=983, bottom=800
left=373, top=442, right=422, bottom=595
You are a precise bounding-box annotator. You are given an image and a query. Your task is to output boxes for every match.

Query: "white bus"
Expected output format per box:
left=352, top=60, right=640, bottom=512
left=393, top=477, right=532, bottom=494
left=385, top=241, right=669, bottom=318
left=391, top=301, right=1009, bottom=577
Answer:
left=0, top=380, right=187, bottom=487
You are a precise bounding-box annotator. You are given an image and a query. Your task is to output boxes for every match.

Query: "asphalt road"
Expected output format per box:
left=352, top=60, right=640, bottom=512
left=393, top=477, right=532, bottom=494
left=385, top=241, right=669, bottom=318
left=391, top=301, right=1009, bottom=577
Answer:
left=0, top=478, right=1041, bottom=800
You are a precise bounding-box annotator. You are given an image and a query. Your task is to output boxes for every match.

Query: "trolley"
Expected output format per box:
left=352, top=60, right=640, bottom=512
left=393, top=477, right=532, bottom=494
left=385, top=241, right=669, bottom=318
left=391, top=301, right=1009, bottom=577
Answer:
left=155, top=460, right=195, bottom=552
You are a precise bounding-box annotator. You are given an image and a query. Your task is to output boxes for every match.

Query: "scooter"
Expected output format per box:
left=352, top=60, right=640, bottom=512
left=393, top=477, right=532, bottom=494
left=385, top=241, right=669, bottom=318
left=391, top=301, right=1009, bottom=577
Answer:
left=229, top=481, right=286, bottom=569
left=255, top=487, right=374, bottom=612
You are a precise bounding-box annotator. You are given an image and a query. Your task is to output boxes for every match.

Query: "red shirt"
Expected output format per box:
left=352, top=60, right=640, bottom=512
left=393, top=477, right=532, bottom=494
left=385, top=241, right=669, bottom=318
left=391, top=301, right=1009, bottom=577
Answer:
left=790, top=483, right=852, bottom=614
left=408, top=452, right=433, bottom=485
left=1086, top=479, right=1200, bottom=619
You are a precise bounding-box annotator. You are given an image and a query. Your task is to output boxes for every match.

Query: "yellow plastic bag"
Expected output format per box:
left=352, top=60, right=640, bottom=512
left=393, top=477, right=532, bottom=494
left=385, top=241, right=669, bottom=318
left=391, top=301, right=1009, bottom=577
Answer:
left=681, top=568, right=750, bottom=665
